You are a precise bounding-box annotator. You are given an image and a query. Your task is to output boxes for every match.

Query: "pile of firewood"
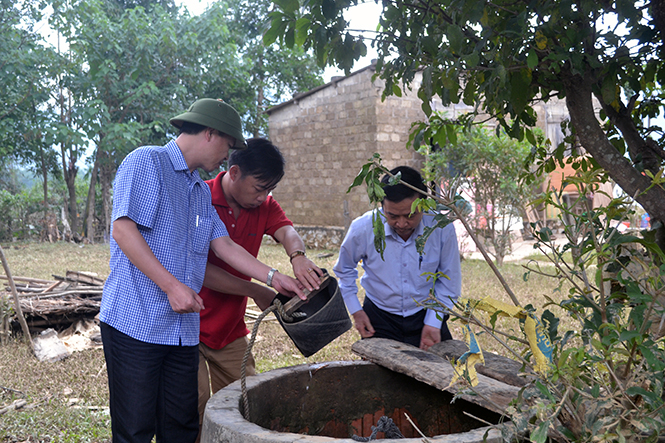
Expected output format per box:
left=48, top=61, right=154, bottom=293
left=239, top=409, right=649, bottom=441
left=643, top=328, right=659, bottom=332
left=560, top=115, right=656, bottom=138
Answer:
left=1, top=271, right=104, bottom=330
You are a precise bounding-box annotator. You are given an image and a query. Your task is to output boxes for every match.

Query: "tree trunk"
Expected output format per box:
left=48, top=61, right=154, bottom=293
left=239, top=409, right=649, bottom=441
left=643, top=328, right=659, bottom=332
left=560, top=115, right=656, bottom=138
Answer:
left=83, top=150, right=99, bottom=243
left=254, top=86, right=264, bottom=138
left=61, top=206, right=72, bottom=241
left=40, top=144, right=48, bottom=209
left=100, top=152, right=112, bottom=242
left=65, top=159, right=78, bottom=236
left=38, top=144, right=57, bottom=243
left=253, top=55, right=265, bottom=138
left=563, top=73, right=665, bottom=249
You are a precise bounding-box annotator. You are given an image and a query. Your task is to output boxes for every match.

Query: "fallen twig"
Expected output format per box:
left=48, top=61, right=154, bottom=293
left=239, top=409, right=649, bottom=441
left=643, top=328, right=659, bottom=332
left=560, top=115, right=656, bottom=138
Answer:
left=0, top=385, right=25, bottom=396
left=0, top=275, right=57, bottom=285
left=0, top=245, right=34, bottom=352
left=0, top=399, right=27, bottom=415
left=403, top=412, right=432, bottom=443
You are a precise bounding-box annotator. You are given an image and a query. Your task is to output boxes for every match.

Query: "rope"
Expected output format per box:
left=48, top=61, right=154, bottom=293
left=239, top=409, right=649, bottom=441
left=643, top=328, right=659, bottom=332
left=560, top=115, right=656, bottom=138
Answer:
left=352, top=415, right=405, bottom=441
left=240, top=297, right=306, bottom=419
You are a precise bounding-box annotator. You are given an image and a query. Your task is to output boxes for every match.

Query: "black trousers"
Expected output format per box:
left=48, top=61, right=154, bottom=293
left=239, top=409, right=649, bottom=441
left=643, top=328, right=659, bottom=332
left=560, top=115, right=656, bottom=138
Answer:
left=101, top=322, right=199, bottom=443
left=363, top=297, right=452, bottom=347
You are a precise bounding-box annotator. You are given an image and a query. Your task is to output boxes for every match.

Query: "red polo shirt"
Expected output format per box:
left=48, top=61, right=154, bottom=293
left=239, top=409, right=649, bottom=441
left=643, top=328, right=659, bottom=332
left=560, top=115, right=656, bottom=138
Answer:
left=199, top=171, right=292, bottom=349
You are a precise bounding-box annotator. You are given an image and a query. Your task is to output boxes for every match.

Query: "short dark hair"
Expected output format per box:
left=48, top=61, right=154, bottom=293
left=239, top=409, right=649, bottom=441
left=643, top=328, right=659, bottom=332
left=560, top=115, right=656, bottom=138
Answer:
left=228, top=138, right=285, bottom=188
left=177, top=121, right=207, bottom=135
left=381, top=166, right=427, bottom=203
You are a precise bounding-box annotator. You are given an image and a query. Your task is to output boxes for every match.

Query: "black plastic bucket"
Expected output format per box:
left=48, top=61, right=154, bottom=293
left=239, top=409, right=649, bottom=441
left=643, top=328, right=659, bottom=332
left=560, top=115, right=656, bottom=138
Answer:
left=274, top=276, right=351, bottom=357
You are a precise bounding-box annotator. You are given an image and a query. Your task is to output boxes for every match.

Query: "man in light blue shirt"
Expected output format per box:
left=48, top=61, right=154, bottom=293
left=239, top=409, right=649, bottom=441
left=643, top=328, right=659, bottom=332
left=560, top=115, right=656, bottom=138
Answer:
left=333, top=166, right=461, bottom=351
left=101, top=99, right=307, bottom=443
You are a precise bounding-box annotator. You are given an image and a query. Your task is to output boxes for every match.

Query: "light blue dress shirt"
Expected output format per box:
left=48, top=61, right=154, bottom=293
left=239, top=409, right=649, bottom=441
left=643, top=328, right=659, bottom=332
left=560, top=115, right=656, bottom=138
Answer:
left=333, top=209, right=461, bottom=329
left=100, top=141, right=228, bottom=346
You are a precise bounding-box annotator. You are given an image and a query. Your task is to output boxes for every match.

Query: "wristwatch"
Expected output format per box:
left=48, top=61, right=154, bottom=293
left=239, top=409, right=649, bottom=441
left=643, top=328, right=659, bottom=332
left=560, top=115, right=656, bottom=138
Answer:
left=289, top=250, right=306, bottom=262
left=266, top=268, right=278, bottom=287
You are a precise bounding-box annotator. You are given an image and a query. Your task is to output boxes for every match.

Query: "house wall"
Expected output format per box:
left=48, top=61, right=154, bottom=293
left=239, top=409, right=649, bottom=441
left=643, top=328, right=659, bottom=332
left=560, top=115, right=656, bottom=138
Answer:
left=269, top=66, right=425, bottom=230
left=268, top=64, right=574, bottom=247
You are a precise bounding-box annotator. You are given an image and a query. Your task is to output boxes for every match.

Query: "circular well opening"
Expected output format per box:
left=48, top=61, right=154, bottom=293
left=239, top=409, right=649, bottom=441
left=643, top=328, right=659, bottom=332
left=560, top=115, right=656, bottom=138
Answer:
left=202, top=361, right=501, bottom=443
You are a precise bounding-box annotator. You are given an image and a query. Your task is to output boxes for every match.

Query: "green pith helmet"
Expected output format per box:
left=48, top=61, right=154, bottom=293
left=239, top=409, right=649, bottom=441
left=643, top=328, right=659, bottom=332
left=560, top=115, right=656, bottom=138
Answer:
left=170, top=98, right=247, bottom=149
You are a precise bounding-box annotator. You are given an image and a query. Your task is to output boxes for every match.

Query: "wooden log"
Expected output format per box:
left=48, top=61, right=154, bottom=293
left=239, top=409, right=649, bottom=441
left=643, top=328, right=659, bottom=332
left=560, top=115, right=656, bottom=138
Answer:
left=0, top=275, right=56, bottom=285
left=25, top=287, right=103, bottom=298
left=244, top=309, right=262, bottom=319
left=64, top=270, right=105, bottom=286
left=3, top=269, right=108, bottom=333
left=352, top=338, right=520, bottom=415
left=24, top=315, right=98, bottom=329
left=428, top=339, right=532, bottom=387
left=40, top=280, right=63, bottom=293
left=19, top=297, right=101, bottom=316
left=14, top=285, right=70, bottom=294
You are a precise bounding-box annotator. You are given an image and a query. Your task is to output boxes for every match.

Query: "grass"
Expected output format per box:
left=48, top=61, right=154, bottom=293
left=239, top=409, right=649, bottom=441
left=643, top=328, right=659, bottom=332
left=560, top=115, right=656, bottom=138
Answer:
left=0, top=240, right=567, bottom=442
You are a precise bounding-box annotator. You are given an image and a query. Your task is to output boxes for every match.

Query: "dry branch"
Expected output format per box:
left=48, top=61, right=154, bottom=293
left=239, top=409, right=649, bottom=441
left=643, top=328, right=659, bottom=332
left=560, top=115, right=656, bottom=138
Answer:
left=0, top=245, right=33, bottom=349
left=0, top=275, right=57, bottom=285
left=0, top=399, right=27, bottom=415
left=2, top=269, right=106, bottom=331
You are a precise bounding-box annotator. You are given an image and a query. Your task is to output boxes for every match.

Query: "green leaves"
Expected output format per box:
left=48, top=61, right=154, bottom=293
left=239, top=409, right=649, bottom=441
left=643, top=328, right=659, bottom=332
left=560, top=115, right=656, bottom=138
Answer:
left=446, top=24, right=464, bottom=55
left=416, top=212, right=454, bottom=255
left=527, top=50, right=538, bottom=70
left=295, top=17, right=311, bottom=46
left=372, top=209, right=386, bottom=260
left=347, top=155, right=386, bottom=205
left=274, top=0, right=300, bottom=14
left=510, top=68, right=532, bottom=116
left=530, top=420, right=551, bottom=443
left=263, top=12, right=288, bottom=46
left=269, top=0, right=665, bottom=229
left=601, top=74, right=619, bottom=109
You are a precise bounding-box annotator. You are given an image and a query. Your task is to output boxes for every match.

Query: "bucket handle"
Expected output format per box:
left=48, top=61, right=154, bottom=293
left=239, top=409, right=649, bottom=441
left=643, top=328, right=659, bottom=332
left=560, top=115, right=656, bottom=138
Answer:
left=279, top=272, right=332, bottom=317
left=240, top=271, right=332, bottom=419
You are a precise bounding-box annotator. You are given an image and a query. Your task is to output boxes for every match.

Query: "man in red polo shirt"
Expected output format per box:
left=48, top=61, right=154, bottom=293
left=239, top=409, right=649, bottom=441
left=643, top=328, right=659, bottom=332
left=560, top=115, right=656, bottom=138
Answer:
left=197, top=137, right=323, bottom=423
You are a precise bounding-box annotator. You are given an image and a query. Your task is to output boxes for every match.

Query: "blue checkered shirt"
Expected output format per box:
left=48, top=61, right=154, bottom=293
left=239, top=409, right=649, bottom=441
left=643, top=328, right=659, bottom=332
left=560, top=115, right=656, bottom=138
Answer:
left=100, top=141, right=228, bottom=346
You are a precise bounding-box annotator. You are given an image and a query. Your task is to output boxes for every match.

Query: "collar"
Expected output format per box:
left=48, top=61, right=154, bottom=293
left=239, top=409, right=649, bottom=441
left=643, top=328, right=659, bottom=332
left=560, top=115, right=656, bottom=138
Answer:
left=166, top=140, right=190, bottom=172
left=207, top=171, right=230, bottom=208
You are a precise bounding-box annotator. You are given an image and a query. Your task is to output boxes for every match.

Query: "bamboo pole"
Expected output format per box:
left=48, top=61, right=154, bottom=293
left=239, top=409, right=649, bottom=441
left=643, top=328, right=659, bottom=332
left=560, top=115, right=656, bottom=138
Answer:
left=0, top=245, right=34, bottom=352
left=0, top=275, right=57, bottom=284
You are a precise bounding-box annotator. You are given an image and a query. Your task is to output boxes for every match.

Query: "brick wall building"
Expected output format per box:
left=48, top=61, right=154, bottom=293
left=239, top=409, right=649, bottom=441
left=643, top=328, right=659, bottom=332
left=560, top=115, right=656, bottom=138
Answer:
left=267, top=64, right=428, bottom=238
left=267, top=62, right=571, bottom=248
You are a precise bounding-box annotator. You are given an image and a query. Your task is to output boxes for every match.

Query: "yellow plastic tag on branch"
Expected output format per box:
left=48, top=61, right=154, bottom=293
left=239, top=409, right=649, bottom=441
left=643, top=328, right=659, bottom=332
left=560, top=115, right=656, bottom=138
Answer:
left=461, top=297, right=522, bottom=318
left=524, top=313, right=553, bottom=374
left=449, top=323, right=484, bottom=387
left=456, top=297, right=552, bottom=376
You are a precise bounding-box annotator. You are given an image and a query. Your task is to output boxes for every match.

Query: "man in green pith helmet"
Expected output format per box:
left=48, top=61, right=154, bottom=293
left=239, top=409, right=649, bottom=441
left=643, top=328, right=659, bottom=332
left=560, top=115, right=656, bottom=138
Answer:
left=100, top=99, right=310, bottom=443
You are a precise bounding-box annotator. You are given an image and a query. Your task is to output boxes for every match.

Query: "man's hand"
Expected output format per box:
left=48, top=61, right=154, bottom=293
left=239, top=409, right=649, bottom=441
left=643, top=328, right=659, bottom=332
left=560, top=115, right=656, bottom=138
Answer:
left=113, top=217, right=203, bottom=314
left=166, top=281, right=205, bottom=313
left=271, top=272, right=306, bottom=301
left=352, top=310, right=375, bottom=338
left=420, top=325, right=441, bottom=351
left=291, top=255, right=323, bottom=292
